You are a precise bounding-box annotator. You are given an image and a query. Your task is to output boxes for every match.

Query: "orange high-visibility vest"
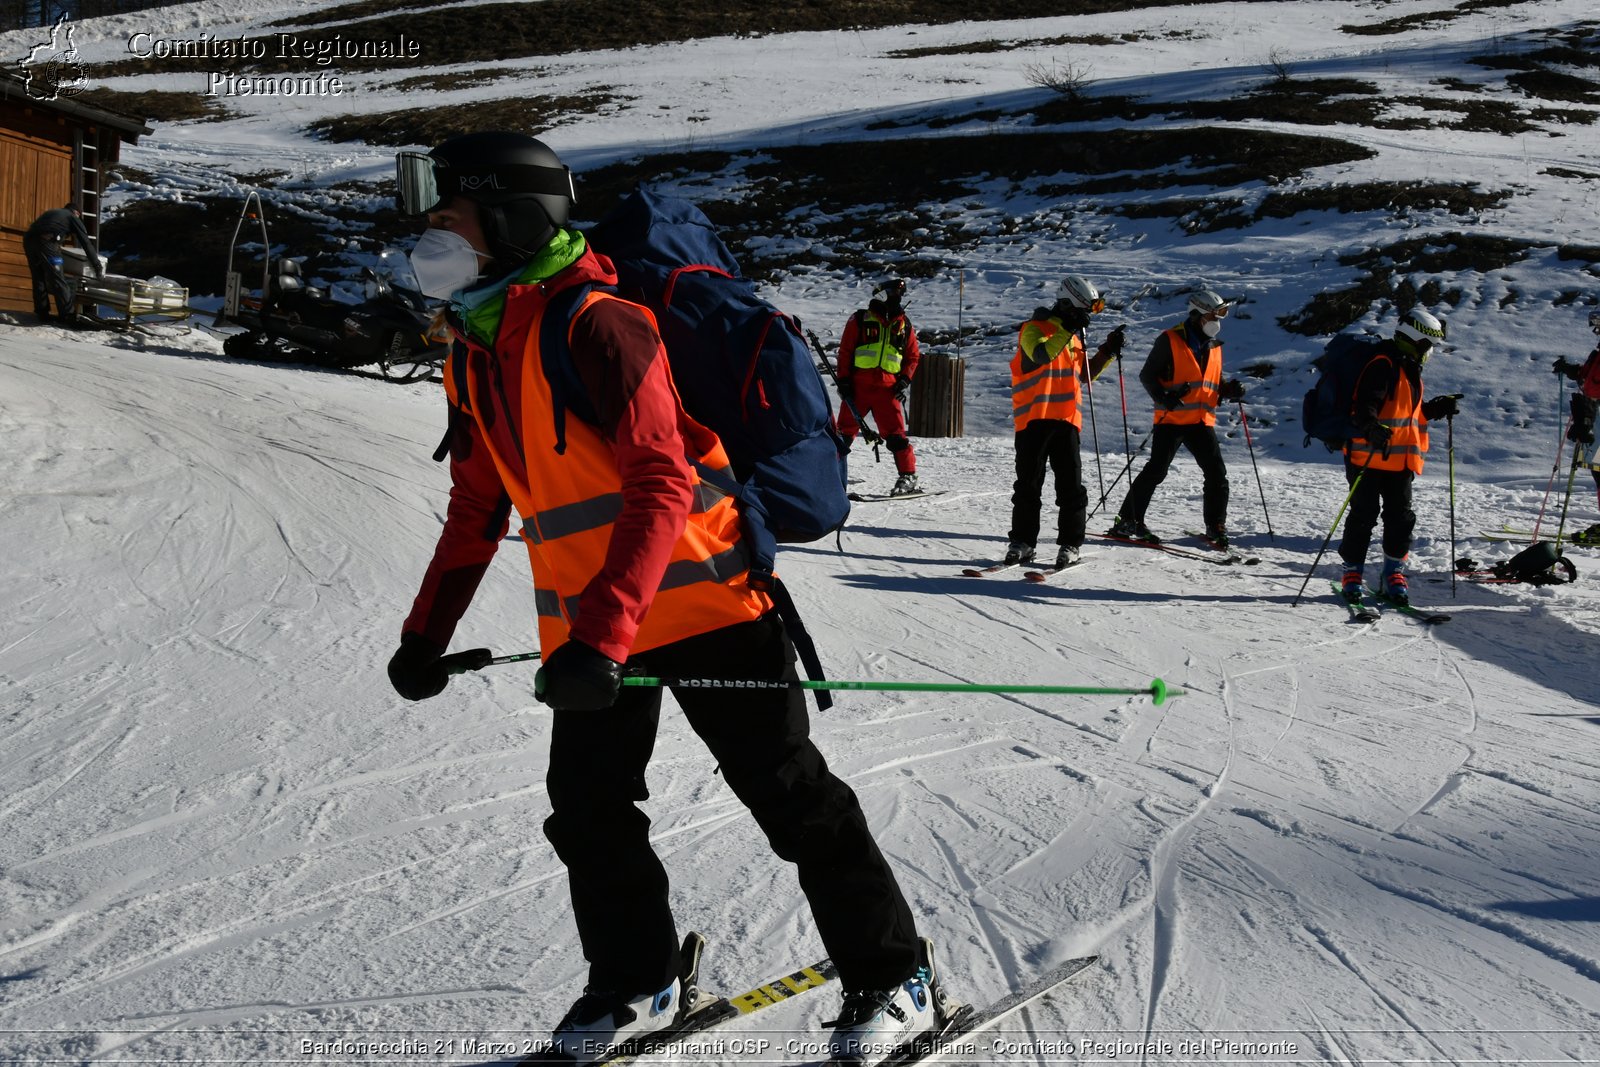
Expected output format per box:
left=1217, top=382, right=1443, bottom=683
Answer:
left=1152, top=327, right=1221, bottom=427
left=1346, top=354, right=1429, bottom=474
left=1011, top=317, right=1083, bottom=432
left=463, top=288, right=768, bottom=656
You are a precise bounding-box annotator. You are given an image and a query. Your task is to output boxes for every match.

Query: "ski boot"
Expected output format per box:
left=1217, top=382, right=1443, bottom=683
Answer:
left=1204, top=522, right=1230, bottom=549
left=890, top=472, right=920, bottom=497
left=1340, top=566, right=1365, bottom=605
left=1108, top=515, right=1160, bottom=543
left=1003, top=541, right=1035, bottom=565
left=824, top=938, right=952, bottom=1065
left=1055, top=545, right=1082, bottom=568
left=1380, top=555, right=1409, bottom=605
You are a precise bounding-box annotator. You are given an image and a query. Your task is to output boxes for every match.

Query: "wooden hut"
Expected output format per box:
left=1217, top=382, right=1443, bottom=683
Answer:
left=1, top=72, right=150, bottom=314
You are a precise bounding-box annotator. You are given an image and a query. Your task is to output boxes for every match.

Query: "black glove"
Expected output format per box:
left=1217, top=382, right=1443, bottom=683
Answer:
left=893, top=378, right=910, bottom=402
left=1569, top=420, right=1596, bottom=445
left=535, top=639, right=624, bottom=711
left=836, top=377, right=855, bottom=402
left=1359, top=418, right=1392, bottom=447
left=1218, top=379, right=1245, bottom=402
left=388, top=632, right=449, bottom=701
left=1159, top=389, right=1184, bottom=411
left=1097, top=325, right=1126, bottom=359
left=1421, top=394, right=1459, bottom=420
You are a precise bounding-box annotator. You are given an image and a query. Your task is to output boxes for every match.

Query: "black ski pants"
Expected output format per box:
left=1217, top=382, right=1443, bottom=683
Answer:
left=543, top=612, right=919, bottom=997
left=23, top=233, right=74, bottom=321
left=1119, top=422, right=1229, bottom=529
left=1338, top=463, right=1415, bottom=567
left=1008, top=418, right=1087, bottom=549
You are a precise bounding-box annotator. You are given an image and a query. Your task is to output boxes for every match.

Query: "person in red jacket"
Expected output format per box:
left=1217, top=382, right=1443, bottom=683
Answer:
left=835, top=278, right=923, bottom=495
left=1336, top=308, right=1458, bottom=605
left=385, top=133, right=939, bottom=1066
left=1553, top=308, right=1600, bottom=541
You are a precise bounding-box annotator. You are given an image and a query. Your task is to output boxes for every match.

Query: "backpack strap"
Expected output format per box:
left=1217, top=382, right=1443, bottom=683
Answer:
left=432, top=339, right=513, bottom=542
left=766, top=576, right=833, bottom=712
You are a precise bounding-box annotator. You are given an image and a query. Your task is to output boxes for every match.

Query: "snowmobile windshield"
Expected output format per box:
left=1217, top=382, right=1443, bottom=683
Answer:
left=378, top=247, right=423, bottom=293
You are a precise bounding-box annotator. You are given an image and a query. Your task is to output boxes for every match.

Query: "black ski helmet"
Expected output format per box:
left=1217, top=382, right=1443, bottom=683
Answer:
left=407, top=131, right=575, bottom=266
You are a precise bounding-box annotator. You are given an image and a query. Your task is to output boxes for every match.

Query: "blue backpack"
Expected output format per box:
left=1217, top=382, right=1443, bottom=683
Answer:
left=1302, top=333, right=1384, bottom=450
left=583, top=187, right=850, bottom=706
left=584, top=187, right=851, bottom=583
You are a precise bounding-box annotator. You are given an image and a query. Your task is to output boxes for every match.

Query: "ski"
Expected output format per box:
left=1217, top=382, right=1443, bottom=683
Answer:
left=1090, top=531, right=1246, bottom=566
left=517, top=934, right=838, bottom=1066
left=1330, top=581, right=1379, bottom=624
left=823, top=954, right=1099, bottom=1067
left=1023, top=557, right=1089, bottom=582
left=1477, top=530, right=1535, bottom=544
left=1363, top=587, right=1450, bottom=625
left=849, top=490, right=947, bottom=503
left=1182, top=530, right=1262, bottom=565
left=961, top=560, right=1021, bottom=577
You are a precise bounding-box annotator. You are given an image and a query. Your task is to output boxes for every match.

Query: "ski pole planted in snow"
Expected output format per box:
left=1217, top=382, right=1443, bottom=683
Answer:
left=1447, top=410, right=1458, bottom=599
left=1292, top=452, right=1375, bottom=606
left=620, top=676, right=1182, bottom=705
left=1237, top=399, right=1274, bottom=541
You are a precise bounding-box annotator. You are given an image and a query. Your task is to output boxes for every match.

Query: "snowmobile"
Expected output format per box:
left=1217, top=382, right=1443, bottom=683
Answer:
left=221, top=250, right=446, bottom=382
left=216, top=191, right=445, bottom=383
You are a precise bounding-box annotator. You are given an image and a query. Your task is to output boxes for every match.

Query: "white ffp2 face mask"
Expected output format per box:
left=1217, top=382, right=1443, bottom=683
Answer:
left=1200, top=317, right=1223, bottom=338
left=408, top=228, right=489, bottom=299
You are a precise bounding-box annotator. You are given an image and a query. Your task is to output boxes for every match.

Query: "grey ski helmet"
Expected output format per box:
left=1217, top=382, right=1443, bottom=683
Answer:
left=1187, top=289, right=1232, bottom=318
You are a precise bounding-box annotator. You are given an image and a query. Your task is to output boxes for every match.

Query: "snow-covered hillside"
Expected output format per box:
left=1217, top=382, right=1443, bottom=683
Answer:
left=3, top=1, right=1599, bottom=1064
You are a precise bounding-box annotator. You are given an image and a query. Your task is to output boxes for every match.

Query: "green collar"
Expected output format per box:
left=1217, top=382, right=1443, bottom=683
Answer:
left=455, top=229, right=587, bottom=347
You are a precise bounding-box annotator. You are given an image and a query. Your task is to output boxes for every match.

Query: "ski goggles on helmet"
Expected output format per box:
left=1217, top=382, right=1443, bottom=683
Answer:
left=394, top=151, right=576, bottom=216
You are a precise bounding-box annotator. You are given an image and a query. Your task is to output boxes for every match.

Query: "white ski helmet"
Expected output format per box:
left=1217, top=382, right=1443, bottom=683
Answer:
left=1395, top=307, right=1447, bottom=361
left=1058, top=275, right=1104, bottom=312
left=1188, top=289, right=1232, bottom=318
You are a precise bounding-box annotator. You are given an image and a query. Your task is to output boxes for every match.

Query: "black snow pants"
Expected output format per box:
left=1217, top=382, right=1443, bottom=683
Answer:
left=1008, top=418, right=1087, bottom=549
left=1338, top=463, right=1416, bottom=566
left=542, top=612, right=920, bottom=997
left=1118, top=422, right=1229, bottom=529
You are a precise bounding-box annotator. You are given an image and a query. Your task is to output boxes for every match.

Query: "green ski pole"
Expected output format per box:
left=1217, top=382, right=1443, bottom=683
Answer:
left=1293, top=452, right=1374, bottom=607
left=445, top=649, right=540, bottom=675
left=620, top=675, right=1181, bottom=706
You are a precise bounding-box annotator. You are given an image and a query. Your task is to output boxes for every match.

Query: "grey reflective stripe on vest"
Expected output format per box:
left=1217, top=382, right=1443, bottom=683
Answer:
left=535, top=587, right=565, bottom=620
left=522, top=476, right=729, bottom=546
left=658, top=544, right=749, bottom=592
left=534, top=544, right=749, bottom=624
left=1012, top=367, right=1078, bottom=415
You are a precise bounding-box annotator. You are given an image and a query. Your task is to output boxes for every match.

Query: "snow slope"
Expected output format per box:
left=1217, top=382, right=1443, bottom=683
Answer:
left=3, top=0, right=1600, bottom=1064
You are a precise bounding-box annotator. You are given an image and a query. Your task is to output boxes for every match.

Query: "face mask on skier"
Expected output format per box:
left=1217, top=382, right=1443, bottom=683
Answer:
left=408, top=227, right=491, bottom=299
left=1199, top=316, right=1223, bottom=338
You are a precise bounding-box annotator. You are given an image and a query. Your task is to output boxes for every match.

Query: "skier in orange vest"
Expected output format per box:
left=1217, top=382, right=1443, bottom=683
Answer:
left=1110, top=289, right=1246, bottom=546
left=385, top=133, right=937, bottom=1065
left=1003, top=275, right=1118, bottom=567
left=835, top=278, right=923, bottom=495
left=1336, top=308, right=1459, bottom=605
